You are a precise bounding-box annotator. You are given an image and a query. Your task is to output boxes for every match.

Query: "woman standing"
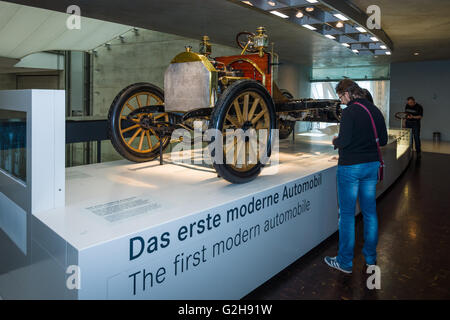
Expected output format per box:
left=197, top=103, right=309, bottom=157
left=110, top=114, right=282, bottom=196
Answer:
left=325, top=79, right=388, bottom=274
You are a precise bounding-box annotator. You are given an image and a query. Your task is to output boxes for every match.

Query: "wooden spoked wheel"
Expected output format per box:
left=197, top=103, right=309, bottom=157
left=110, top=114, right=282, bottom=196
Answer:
left=222, top=91, right=271, bottom=172
left=108, top=82, right=171, bottom=163
left=118, top=92, right=168, bottom=154
left=209, top=79, right=276, bottom=184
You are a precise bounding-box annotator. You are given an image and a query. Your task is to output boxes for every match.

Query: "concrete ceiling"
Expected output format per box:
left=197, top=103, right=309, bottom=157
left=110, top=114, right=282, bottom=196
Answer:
left=0, top=1, right=131, bottom=59
left=2, top=0, right=449, bottom=69
left=2, top=0, right=391, bottom=68
left=351, top=0, right=450, bottom=62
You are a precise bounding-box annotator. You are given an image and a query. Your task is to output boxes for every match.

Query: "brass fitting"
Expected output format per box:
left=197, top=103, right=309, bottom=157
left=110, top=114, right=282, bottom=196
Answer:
left=254, top=26, right=269, bottom=57
left=200, top=35, right=212, bottom=57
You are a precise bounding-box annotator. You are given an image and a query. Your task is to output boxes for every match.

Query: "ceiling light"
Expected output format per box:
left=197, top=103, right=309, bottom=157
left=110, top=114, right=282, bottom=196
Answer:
left=270, top=10, right=289, bottom=18
left=306, top=0, right=319, bottom=3
left=380, top=45, right=387, bottom=49
left=356, top=26, right=367, bottom=33
left=302, top=24, right=317, bottom=31
left=385, top=51, right=391, bottom=55
left=341, top=43, right=350, bottom=47
left=414, top=52, right=420, bottom=56
left=325, top=35, right=336, bottom=40
left=267, top=0, right=276, bottom=6
left=241, top=1, right=253, bottom=6
left=305, top=7, right=315, bottom=12
left=352, top=49, right=359, bottom=53
left=296, top=11, right=304, bottom=18
left=370, top=36, right=379, bottom=41
left=334, top=13, right=348, bottom=21
left=336, top=21, right=344, bottom=28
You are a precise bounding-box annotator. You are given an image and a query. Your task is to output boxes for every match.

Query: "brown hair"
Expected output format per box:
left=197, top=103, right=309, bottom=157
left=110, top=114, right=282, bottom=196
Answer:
left=335, top=79, right=366, bottom=100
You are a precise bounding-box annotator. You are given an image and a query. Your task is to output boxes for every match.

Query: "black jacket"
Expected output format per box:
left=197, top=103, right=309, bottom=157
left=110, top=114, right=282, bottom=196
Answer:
left=405, top=103, right=423, bottom=128
left=333, top=98, right=388, bottom=165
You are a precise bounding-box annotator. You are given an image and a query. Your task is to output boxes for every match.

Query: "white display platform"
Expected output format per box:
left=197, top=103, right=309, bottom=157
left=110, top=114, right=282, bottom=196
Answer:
left=0, top=130, right=411, bottom=299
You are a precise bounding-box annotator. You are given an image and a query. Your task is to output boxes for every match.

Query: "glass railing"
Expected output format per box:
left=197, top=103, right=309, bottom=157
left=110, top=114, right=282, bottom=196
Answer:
left=388, top=128, right=411, bottom=159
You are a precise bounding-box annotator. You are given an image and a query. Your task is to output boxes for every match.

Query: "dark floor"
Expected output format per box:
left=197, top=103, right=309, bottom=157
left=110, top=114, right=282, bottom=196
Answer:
left=244, top=152, right=450, bottom=300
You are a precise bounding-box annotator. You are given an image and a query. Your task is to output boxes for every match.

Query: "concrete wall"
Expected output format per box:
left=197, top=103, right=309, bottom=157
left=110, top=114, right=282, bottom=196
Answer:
left=390, top=59, right=450, bottom=141
left=16, top=74, right=60, bottom=89
left=92, top=29, right=241, bottom=116
left=0, top=74, right=16, bottom=90
left=0, top=72, right=64, bottom=91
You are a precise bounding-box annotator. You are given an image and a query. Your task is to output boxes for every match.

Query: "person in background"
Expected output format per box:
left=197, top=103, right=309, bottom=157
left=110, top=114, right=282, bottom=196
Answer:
left=404, top=97, right=423, bottom=157
left=325, top=79, right=388, bottom=274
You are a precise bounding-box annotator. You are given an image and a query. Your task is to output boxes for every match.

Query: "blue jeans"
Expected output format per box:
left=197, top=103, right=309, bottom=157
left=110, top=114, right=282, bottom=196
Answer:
left=336, top=161, right=379, bottom=269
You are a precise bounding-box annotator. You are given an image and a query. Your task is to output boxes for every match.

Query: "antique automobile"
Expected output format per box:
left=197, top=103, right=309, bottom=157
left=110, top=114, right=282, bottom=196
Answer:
left=108, top=27, right=341, bottom=184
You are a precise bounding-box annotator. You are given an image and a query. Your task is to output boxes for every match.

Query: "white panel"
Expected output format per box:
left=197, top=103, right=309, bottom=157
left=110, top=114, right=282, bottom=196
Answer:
left=0, top=191, right=27, bottom=254
left=53, top=90, right=66, bottom=208
left=77, top=169, right=337, bottom=299
left=30, top=90, right=65, bottom=213
left=31, top=91, right=54, bottom=213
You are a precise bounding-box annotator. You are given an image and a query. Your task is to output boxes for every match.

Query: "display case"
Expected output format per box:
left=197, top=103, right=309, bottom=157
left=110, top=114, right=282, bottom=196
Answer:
left=0, top=90, right=65, bottom=255
left=0, top=110, right=27, bottom=182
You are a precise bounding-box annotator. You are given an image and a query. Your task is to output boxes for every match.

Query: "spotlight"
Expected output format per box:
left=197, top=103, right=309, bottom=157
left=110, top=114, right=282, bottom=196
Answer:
left=270, top=10, right=289, bottom=18
left=336, top=21, right=344, bottom=28
left=302, top=24, right=317, bottom=30
left=414, top=52, right=420, bottom=56
left=268, top=0, right=276, bottom=6
left=385, top=51, right=391, bottom=55
left=356, top=26, right=367, bottom=33
left=241, top=1, right=253, bottom=5
left=296, top=11, right=304, bottom=18
left=334, top=14, right=348, bottom=21
left=305, top=7, right=314, bottom=12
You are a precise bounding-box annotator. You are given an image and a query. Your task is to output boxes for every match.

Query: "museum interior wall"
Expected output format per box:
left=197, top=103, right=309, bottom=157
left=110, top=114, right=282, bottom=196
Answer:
left=0, top=74, right=16, bottom=90
left=91, top=29, right=240, bottom=117
left=0, top=71, right=64, bottom=91
left=390, top=59, right=450, bottom=141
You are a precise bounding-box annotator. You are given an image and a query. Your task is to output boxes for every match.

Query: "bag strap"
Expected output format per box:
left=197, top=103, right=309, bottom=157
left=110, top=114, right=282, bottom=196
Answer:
left=353, top=102, right=384, bottom=180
